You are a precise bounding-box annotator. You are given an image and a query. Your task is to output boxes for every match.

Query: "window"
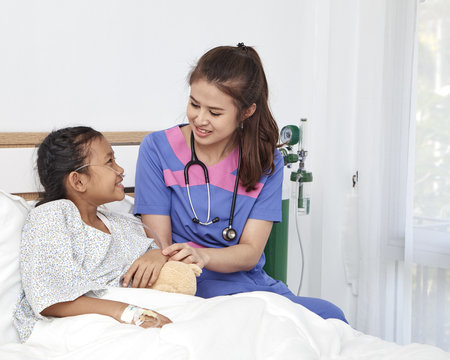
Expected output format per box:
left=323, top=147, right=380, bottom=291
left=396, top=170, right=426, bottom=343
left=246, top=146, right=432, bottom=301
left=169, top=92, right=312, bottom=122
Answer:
left=412, top=0, right=450, bottom=351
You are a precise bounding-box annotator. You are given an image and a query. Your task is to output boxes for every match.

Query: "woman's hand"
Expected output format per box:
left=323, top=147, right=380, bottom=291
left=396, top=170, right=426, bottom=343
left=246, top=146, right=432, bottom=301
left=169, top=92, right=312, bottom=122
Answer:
left=162, top=243, right=209, bottom=269
left=162, top=220, right=273, bottom=273
left=122, top=249, right=168, bottom=288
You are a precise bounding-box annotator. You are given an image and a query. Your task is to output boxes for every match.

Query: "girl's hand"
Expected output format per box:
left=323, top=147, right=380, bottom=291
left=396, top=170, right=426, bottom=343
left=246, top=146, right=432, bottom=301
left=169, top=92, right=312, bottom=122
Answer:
left=122, top=249, right=168, bottom=288
left=119, top=304, right=172, bottom=328
left=136, top=310, right=172, bottom=328
left=162, top=243, right=209, bottom=268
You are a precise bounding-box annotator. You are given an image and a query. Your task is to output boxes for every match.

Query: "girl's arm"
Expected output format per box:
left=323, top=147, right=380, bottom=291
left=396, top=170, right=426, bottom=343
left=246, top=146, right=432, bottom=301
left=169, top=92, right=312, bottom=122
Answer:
left=163, top=219, right=273, bottom=272
left=121, top=215, right=172, bottom=288
left=122, top=248, right=168, bottom=288
left=40, top=296, right=171, bottom=328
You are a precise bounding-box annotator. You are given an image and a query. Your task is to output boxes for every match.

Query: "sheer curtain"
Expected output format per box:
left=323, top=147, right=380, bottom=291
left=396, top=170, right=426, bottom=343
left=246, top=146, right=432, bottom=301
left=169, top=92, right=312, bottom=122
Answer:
left=336, top=0, right=450, bottom=350
left=343, top=0, right=417, bottom=340
left=306, top=0, right=450, bottom=347
left=294, top=0, right=448, bottom=349
left=304, top=0, right=410, bottom=331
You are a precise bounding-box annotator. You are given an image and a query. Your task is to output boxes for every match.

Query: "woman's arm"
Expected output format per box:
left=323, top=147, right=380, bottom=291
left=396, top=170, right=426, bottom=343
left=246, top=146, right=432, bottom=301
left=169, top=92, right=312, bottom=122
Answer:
left=141, top=214, right=173, bottom=249
left=41, top=296, right=171, bottom=328
left=163, top=219, right=273, bottom=273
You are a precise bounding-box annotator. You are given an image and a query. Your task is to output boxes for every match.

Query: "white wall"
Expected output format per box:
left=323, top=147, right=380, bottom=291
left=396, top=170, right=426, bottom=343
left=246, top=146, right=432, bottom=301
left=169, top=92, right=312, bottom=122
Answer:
left=0, top=0, right=358, bottom=324
left=283, top=0, right=361, bottom=325
left=310, top=0, right=360, bottom=324
left=0, top=0, right=314, bottom=133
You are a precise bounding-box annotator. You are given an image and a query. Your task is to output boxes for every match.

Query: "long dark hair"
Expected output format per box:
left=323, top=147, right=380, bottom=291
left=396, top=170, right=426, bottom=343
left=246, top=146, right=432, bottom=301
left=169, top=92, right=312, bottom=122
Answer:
left=36, top=126, right=103, bottom=206
left=189, top=43, right=279, bottom=191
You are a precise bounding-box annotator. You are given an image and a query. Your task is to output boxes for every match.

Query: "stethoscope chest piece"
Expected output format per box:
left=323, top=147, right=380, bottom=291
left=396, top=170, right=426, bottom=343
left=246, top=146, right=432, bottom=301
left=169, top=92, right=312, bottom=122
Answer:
left=222, top=227, right=237, bottom=241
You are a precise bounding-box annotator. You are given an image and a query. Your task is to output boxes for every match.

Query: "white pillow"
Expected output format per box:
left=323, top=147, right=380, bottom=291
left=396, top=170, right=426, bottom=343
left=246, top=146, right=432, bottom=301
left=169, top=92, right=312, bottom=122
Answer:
left=102, top=195, right=135, bottom=215
left=0, top=190, right=30, bottom=345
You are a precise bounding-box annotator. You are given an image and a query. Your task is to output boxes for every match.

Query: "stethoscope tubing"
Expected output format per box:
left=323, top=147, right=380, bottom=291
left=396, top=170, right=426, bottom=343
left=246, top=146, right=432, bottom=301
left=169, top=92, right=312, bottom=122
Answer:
left=227, top=143, right=241, bottom=229
left=184, top=143, right=214, bottom=225
left=185, top=131, right=240, bottom=240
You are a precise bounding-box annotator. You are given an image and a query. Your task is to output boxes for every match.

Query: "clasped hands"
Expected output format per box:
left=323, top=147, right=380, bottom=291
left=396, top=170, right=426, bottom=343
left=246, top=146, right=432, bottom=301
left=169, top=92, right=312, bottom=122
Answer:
left=122, top=245, right=207, bottom=289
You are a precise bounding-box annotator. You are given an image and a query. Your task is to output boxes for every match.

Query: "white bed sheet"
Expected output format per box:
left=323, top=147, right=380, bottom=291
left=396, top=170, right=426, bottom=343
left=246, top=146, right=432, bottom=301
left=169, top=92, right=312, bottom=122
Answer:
left=0, top=288, right=447, bottom=360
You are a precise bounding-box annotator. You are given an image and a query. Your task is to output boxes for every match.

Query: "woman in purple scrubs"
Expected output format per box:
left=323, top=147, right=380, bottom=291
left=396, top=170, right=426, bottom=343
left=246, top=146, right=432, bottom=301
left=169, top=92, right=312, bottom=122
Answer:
left=133, top=43, right=346, bottom=322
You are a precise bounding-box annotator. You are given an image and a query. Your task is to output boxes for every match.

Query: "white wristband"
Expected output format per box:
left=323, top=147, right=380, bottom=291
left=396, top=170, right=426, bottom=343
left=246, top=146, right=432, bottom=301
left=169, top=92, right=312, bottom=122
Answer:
left=120, top=305, right=138, bottom=324
left=120, top=304, right=160, bottom=327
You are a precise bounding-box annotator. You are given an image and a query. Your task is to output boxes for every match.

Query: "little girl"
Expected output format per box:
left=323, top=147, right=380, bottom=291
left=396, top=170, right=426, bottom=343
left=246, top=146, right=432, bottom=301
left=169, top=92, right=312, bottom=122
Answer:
left=14, top=126, right=171, bottom=343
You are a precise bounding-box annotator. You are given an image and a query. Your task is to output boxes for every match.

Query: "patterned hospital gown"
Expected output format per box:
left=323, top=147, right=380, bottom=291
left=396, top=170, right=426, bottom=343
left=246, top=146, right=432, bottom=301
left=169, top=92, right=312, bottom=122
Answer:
left=13, top=199, right=157, bottom=342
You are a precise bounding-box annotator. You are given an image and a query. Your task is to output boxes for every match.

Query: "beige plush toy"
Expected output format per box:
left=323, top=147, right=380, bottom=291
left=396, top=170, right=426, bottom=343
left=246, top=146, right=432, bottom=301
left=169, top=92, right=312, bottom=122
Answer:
left=150, top=261, right=202, bottom=296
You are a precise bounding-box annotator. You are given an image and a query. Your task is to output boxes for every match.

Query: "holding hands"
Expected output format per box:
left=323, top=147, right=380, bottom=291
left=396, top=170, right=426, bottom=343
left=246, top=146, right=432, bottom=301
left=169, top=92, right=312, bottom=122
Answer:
left=122, top=249, right=168, bottom=288
left=162, top=243, right=209, bottom=269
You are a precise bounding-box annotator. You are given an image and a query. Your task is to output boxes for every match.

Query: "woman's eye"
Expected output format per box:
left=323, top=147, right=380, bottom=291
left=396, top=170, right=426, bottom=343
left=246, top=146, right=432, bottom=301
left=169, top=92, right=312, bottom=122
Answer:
left=190, top=102, right=200, bottom=108
left=210, top=111, right=221, bottom=117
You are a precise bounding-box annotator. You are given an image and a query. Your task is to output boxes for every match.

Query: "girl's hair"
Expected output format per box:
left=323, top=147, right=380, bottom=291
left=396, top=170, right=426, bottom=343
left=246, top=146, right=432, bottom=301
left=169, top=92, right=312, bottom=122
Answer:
left=189, top=43, right=279, bottom=191
left=36, top=126, right=103, bottom=206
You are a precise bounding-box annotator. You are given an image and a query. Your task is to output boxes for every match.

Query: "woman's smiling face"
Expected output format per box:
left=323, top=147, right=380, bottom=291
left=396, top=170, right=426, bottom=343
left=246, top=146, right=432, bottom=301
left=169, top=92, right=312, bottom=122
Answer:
left=186, top=78, right=240, bottom=150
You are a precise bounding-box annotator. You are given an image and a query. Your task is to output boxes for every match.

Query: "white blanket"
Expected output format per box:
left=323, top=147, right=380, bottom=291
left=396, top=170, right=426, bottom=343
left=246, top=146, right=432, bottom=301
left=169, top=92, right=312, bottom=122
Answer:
left=0, top=288, right=448, bottom=360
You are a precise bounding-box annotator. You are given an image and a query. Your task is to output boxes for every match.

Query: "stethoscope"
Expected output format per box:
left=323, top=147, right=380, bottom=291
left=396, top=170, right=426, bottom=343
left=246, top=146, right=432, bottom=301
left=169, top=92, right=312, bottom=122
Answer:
left=184, top=132, right=241, bottom=241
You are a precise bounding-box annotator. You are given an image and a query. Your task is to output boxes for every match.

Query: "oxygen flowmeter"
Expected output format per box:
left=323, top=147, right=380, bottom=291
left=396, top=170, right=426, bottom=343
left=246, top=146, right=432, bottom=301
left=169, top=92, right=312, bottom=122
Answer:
left=280, top=119, right=313, bottom=215
left=264, top=118, right=312, bottom=288
left=280, top=125, right=300, bottom=146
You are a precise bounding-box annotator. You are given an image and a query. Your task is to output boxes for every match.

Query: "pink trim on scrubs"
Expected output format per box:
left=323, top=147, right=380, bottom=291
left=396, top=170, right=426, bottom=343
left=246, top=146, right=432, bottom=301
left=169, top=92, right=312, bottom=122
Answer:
left=186, top=241, right=206, bottom=248
left=164, top=127, right=263, bottom=198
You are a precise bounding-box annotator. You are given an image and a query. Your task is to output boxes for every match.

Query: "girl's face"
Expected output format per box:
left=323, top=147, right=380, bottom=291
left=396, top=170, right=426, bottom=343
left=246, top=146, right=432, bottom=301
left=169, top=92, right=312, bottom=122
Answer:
left=187, top=79, right=240, bottom=150
left=83, top=137, right=125, bottom=205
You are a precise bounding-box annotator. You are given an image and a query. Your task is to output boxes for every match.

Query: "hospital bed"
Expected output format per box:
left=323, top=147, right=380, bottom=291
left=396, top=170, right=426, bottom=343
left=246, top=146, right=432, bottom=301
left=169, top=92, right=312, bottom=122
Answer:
left=0, top=131, right=448, bottom=360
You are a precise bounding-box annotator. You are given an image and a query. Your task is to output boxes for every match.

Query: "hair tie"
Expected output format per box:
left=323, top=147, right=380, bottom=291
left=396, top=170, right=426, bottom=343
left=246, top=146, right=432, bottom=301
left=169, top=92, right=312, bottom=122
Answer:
left=237, top=42, right=248, bottom=53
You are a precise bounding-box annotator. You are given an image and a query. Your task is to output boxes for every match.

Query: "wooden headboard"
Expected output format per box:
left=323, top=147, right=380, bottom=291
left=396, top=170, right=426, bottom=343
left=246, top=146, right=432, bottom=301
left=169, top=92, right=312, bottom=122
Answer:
left=0, top=132, right=149, bottom=148
left=0, top=131, right=150, bottom=200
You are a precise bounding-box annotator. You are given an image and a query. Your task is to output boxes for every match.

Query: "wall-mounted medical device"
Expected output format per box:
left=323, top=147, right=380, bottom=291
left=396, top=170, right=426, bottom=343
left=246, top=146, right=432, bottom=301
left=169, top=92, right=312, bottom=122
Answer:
left=280, top=119, right=313, bottom=215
